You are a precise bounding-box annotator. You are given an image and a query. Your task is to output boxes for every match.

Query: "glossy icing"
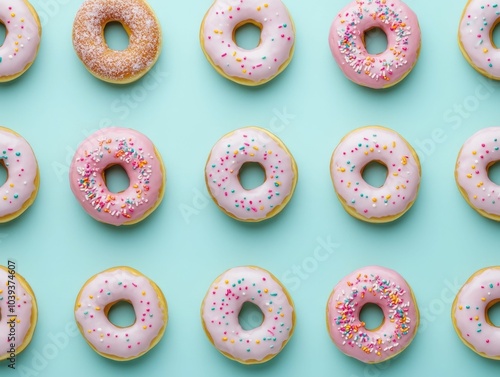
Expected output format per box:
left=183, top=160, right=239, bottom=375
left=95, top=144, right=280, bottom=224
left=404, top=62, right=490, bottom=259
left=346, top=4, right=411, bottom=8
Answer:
left=456, top=128, right=500, bottom=220
left=69, top=127, right=165, bottom=226
left=329, top=0, right=421, bottom=89
left=72, top=0, right=161, bottom=83
left=201, top=266, right=295, bottom=364
left=452, top=267, right=500, bottom=359
left=0, top=127, right=39, bottom=222
left=74, top=267, right=167, bottom=360
left=0, top=266, right=37, bottom=360
left=0, top=0, right=41, bottom=81
left=327, top=266, right=419, bottom=363
left=459, top=0, right=500, bottom=79
left=200, top=0, right=295, bottom=85
left=205, top=127, right=297, bottom=221
left=331, top=126, right=421, bottom=222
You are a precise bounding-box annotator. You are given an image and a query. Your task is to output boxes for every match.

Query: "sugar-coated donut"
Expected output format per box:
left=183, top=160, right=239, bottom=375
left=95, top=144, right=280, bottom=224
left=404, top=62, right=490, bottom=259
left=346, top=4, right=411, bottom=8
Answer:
left=0, top=0, right=41, bottom=82
left=452, top=266, right=500, bottom=359
left=69, top=127, right=165, bottom=226
left=0, top=265, right=38, bottom=361
left=205, top=126, right=298, bottom=222
left=200, top=0, right=295, bottom=86
left=201, top=266, right=295, bottom=364
left=326, top=266, right=419, bottom=363
left=330, top=126, right=421, bottom=223
left=74, top=266, right=168, bottom=361
left=459, top=0, right=500, bottom=80
left=456, top=127, right=500, bottom=221
left=72, top=0, right=162, bottom=84
left=0, top=127, right=39, bottom=223
left=329, top=0, right=421, bottom=89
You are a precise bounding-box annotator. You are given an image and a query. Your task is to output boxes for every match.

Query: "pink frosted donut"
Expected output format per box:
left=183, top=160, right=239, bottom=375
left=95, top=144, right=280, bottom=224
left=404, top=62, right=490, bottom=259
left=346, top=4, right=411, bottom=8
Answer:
left=0, top=265, right=37, bottom=361
left=452, top=266, right=500, bottom=359
left=459, top=1, right=500, bottom=80
left=326, top=266, right=419, bottom=363
left=205, top=127, right=298, bottom=222
left=201, top=266, right=295, bottom=364
left=74, top=267, right=168, bottom=361
left=69, top=127, right=165, bottom=226
left=455, top=127, right=500, bottom=221
left=330, top=126, right=421, bottom=223
left=200, top=0, right=295, bottom=85
left=329, top=0, right=421, bottom=89
left=0, top=0, right=41, bottom=82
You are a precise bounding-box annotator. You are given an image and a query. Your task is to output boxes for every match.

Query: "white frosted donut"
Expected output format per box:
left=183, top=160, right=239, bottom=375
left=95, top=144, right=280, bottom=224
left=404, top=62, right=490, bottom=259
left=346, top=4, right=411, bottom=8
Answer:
left=0, top=265, right=38, bottom=361
left=72, top=0, right=162, bottom=84
left=330, top=126, right=421, bottom=223
left=200, top=0, right=295, bottom=85
left=74, top=267, right=168, bottom=361
left=201, top=266, right=295, bottom=364
left=459, top=0, right=500, bottom=79
left=205, top=127, right=298, bottom=222
left=0, top=0, right=41, bottom=82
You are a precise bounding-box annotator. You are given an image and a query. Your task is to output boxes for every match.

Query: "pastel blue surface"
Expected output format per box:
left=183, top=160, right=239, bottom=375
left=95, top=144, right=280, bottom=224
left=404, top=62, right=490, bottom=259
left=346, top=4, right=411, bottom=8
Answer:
left=1, top=0, right=500, bottom=376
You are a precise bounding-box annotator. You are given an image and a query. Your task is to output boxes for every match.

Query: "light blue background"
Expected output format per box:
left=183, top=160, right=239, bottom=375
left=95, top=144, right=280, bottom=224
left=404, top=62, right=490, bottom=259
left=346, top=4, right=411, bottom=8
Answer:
left=1, top=0, right=500, bottom=375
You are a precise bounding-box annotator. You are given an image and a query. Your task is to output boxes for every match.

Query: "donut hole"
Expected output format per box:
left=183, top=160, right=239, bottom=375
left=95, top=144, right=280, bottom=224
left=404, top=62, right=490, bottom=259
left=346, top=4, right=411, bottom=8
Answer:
left=361, top=161, right=388, bottom=188
left=0, top=22, right=6, bottom=47
left=238, top=162, right=266, bottom=190
left=491, top=20, right=500, bottom=49
left=105, top=301, right=136, bottom=328
left=233, top=21, right=262, bottom=50
left=487, top=161, right=500, bottom=185
left=486, top=300, right=500, bottom=327
left=238, top=302, right=264, bottom=330
left=103, top=165, right=130, bottom=194
left=359, top=303, right=385, bottom=331
left=363, top=27, right=388, bottom=55
left=104, top=21, right=130, bottom=51
left=0, top=160, right=7, bottom=187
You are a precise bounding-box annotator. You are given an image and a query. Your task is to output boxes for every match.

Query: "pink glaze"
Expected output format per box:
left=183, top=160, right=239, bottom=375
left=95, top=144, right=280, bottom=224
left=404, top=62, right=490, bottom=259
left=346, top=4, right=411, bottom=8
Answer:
left=0, top=266, right=36, bottom=360
left=459, top=1, right=500, bottom=79
left=331, top=126, right=420, bottom=221
left=74, top=267, right=167, bottom=360
left=327, top=266, right=419, bottom=363
left=201, top=266, right=295, bottom=363
left=205, top=127, right=297, bottom=221
left=329, top=0, right=421, bottom=89
left=452, top=267, right=500, bottom=359
left=69, top=127, right=164, bottom=226
left=456, top=127, right=500, bottom=219
left=201, top=0, right=295, bottom=85
left=0, top=0, right=41, bottom=81
left=0, top=128, right=38, bottom=221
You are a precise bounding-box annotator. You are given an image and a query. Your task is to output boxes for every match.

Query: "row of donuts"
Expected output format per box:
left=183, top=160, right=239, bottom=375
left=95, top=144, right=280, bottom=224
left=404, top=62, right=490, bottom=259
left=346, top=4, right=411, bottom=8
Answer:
left=2, top=0, right=497, bottom=88
left=2, top=264, right=500, bottom=364
left=2, top=125, right=500, bottom=225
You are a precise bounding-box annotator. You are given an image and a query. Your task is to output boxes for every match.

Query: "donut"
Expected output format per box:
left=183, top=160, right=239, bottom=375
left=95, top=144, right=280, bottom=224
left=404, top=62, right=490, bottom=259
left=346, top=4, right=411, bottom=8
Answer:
left=0, top=265, right=38, bottom=361
left=330, top=126, right=421, bottom=223
left=74, top=266, right=168, bottom=361
left=326, top=266, right=419, bottom=363
left=200, top=0, right=295, bottom=86
left=455, top=127, right=500, bottom=221
left=72, top=0, right=162, bottom=84
left=0, top=0, right=41, bottom=82
left=69, top=127, right=165, bottom=226
left=329, top=0, right=421, bottom=89
left=201, top=266, right=295, bottom=364
left=459, top=0, right=500, bottom=80
left=0, top=127, right=39, bottom=223
left=205, top=126, right=298, bottom=222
